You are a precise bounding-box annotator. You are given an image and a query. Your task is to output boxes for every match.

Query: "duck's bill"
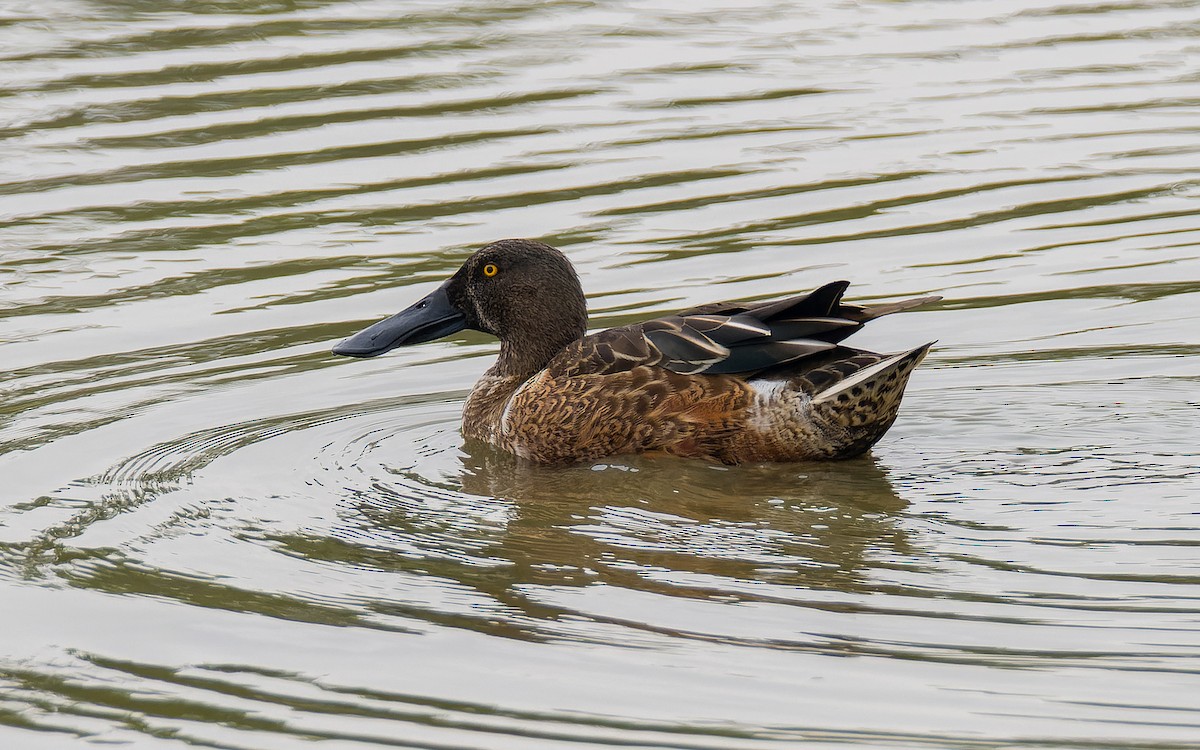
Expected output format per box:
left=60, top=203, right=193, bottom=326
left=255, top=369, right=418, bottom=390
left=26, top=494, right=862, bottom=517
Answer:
left=332, top=280, right=466, bottom=358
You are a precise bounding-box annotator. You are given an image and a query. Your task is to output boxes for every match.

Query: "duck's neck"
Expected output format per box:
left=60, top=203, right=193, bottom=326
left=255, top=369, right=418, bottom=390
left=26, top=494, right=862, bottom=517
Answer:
left=490, top=327, right=584, bottom=381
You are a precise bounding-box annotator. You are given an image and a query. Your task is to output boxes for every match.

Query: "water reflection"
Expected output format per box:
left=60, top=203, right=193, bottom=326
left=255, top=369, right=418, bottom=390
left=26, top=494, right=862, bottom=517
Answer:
left=448, top=444, right=902, bottom=590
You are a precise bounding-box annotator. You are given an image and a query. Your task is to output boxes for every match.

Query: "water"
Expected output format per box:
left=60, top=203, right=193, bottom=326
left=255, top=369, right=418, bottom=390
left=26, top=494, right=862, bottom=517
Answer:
left=2, top=0, right=1199, bottom=747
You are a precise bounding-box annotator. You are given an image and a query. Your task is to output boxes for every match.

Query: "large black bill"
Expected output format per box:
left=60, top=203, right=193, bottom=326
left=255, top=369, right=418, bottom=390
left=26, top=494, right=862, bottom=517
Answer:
left=332, top=280, right=466, bottom=358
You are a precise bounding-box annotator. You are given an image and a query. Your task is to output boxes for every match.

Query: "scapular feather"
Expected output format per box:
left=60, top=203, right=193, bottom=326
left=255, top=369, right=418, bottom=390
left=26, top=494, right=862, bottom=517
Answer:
left=699, top=339, right=836, bottom=374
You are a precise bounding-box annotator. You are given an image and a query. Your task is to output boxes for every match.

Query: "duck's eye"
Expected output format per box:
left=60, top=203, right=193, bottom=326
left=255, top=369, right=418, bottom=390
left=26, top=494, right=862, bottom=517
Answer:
left=482, top=263, right=499, bottom=278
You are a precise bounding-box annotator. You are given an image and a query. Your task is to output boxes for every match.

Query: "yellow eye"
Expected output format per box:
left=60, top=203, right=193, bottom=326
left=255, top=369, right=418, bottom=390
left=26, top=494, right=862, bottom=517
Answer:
left=483, top=263, right=499, bottom=277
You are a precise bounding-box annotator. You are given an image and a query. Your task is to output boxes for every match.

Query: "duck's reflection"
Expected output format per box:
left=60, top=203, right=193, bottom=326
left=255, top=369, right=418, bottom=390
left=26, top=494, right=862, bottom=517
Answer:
left=454, top=441, right=914, bottom=597
left=339, top=442, right=917, bottom=636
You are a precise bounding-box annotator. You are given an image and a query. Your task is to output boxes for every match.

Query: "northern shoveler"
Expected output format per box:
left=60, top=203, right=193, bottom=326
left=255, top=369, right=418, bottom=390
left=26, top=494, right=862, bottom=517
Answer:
left=333, top=239, right=939, bottom=465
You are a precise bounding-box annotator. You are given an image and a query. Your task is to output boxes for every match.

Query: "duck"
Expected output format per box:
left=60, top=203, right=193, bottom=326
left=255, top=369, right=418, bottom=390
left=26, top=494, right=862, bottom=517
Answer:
left=332, top=239, right=939, bottom=465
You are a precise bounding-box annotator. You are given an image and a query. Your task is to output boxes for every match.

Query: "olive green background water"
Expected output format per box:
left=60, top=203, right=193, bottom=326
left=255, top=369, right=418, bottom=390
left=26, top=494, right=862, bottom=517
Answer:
left=2, top=0, right=1199, bottom=748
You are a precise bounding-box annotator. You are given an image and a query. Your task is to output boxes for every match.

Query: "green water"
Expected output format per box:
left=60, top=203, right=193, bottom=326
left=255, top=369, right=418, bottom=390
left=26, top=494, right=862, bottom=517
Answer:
left=2, top=0, right=1199, bottom=747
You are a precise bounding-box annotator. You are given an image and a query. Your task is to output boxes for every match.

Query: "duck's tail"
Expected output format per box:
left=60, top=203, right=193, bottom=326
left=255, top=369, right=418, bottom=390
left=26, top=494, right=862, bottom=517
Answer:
left=850, top=296, right=942, bottom=321
left=809, top=342, right=934, bottom=458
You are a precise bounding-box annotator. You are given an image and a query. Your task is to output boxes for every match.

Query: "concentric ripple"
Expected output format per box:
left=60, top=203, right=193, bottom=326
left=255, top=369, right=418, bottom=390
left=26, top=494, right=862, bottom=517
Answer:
left=2, top=0, right=1200, bottom=747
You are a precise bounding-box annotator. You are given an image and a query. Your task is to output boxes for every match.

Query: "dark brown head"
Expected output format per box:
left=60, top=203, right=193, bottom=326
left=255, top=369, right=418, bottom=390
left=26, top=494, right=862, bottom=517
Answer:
left=332, top=239, right=588, bottom=378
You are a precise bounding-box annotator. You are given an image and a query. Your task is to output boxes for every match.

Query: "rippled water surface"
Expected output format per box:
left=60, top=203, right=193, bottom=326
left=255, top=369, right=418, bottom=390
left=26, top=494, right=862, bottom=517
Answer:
left=3, top=0, right=1200, bottom=747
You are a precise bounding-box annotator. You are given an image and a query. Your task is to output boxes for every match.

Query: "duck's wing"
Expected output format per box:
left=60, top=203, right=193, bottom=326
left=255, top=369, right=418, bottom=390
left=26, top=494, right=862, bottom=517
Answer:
left=553, top=281, right=940, bottom=377
left=682, top=282, right=940, bottom=331
left=675, top=279, right=850, bottom=318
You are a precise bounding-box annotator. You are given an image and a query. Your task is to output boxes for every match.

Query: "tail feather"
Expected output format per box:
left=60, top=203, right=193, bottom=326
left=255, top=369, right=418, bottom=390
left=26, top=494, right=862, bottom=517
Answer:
left=848, top=295, right=942, bottom=322
left=809, top=342, right=934, bottom=457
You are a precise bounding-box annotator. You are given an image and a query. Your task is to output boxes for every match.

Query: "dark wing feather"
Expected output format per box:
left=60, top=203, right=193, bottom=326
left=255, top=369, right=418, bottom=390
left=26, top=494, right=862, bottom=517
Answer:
left=700, top=339, right=835, bottom=374
left=682, top=314, right=771, bottom=343
left=742, top=280, right=850, bottom=320
left=767, top=316, right=859, bottom=340
left=677, top=280, right=850, bottom=318
left=551, top=282, right=940, bottom=378
left=643, top=318, right=730, bottom=374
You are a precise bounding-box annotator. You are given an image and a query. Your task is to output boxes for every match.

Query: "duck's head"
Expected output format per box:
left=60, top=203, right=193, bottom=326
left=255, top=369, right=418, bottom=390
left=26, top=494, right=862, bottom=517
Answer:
left=332, top=239, right=588, bottom=376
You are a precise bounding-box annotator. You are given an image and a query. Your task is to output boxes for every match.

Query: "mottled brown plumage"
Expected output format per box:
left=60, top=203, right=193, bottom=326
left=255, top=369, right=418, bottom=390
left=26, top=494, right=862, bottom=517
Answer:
left=333, top=239, right=940, bottom=465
